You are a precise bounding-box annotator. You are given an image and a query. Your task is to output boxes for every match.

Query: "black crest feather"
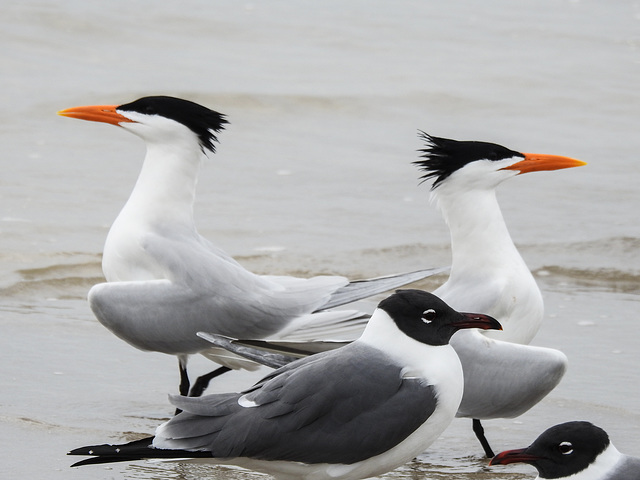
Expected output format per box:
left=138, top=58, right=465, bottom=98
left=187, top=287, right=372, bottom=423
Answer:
left=414, top=131, right=523, bottom=189
left=117, top=96, right=228, bottom=154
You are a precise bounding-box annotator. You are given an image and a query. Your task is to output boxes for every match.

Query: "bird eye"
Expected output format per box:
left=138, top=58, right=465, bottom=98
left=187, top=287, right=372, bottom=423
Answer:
left=558, top=441, right=573, bottom=455
left=422, top=309, right=436, bottom=323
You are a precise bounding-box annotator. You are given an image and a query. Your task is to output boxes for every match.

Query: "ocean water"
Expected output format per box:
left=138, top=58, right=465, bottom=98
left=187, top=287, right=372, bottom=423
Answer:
left=1, top=0, right=639, bottom=478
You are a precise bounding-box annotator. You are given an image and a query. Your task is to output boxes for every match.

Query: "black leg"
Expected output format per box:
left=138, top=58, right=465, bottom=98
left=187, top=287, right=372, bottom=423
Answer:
left=188, top=366, right=232, bottom=397
left=472, top=418, right=495, bottom=458
left=178, top=359, right=190, bottom=397
left=175, top=358, right=191, bottom=415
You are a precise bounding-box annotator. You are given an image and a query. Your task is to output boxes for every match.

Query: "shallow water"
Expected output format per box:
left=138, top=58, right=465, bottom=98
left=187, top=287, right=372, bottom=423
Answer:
left=1, top=0, right=639, bottom=478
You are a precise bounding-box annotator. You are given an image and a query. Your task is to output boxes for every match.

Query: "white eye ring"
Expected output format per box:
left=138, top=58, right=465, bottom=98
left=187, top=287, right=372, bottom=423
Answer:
left=559, top=441, right=573, bottom=455
left=422, top=309, right=436, bottom=324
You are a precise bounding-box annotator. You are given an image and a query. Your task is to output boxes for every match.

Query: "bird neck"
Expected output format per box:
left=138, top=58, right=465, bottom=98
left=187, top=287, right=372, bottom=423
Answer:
left=432, top=186, right=545, bottom=344
left=359, top=310, right=462, bottom=383
left=123, top=143, right=204, bottom=228
left=580, top=444, right=624, bottom=480
left=434, top=188, right=524, bottom=273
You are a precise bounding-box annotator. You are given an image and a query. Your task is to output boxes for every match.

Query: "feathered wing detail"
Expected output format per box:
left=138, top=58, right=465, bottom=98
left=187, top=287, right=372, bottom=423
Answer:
left=90, top=231, right=353, bottom=353
left=198, top=333, right=312, bottom=369
left=451, top=330, right=567, bottom=419
left=145, top=231, right=447, bottom=316
left=91, top=228, right=446, bottom=357
left=68, top=437, right=211, bottom=467
left=69, top=343, right=437, bottom=467
left=316, top=267, right=449, bottom=311
left=158, top=343, right=437, bottom=464
left=196, top=330, right=567, bottom=421
left=613, top=455, right=640, bottom=479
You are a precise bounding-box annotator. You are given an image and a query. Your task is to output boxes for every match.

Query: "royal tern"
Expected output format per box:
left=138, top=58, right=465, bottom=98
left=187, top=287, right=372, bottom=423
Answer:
left=416, top=133, right=584, bottom=456
left=416, top=132, right=585, bottom=343
left=68, top=290, right=501, bottom=480
left=57, top=96, right=443, bottom=398
left=490, top=421, right=640, bottom=480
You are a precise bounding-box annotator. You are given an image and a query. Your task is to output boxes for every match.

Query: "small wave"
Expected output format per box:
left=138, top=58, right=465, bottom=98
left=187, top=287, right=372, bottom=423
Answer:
left=0, top=260, right=103, bottom=302
left=534, top=266, right=640, bottom=294
left=234, top=243, right=450, bottom=290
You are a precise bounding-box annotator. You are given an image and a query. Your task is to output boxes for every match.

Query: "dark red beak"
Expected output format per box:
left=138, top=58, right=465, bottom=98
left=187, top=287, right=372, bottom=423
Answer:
left=490, top=447, right=542, bottom=466
left=453, top=312, right=502, bottom=331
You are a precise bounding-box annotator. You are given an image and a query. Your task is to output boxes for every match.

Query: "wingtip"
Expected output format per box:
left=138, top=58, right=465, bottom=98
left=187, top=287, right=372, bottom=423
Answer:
left=69, top=457, right=98, bottom=468
left=67, top=444, right=102, bottom=456
left=197, top=331, right=233, bottom=342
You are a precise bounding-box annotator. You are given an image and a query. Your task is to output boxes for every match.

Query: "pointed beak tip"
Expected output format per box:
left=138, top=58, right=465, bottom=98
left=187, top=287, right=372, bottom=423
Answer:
left=479, top=313, right=502, bottom=331
left=488, top=448, right=539, bottom=466
left=55, top=104, right=131, bottom=125
left=457, top=313, right=502, bottom=331
left=503, top=153, right=586, bottom=174
left=489, top=452, right=511, bottom=466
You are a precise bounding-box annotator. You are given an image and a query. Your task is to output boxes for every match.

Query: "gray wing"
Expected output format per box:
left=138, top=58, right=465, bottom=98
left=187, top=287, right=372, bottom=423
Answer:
left=317, top=267, right=449, bottom=311
left=198, top=330, right=566, bottom=421
left=148, top=230, right=448, bottom=314
left=157, top=343, right=437, bottom=465
left=452, top=330, right=567, bottom=419
left=606, top=455, right=640, bottom=480
left=197, top=333, right=300, bottom=369
left=89, top=230, right=351, bottom=354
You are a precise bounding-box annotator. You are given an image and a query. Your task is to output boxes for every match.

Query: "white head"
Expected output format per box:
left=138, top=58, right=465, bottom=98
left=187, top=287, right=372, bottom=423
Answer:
left=58, top=95, right=228, bottom=157
left=413, top=132, right=586, bottom=196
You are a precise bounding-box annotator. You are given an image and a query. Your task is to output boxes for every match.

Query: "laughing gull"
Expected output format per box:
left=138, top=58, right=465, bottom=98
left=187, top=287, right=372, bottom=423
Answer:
left=68, top=290, right=501, bottom=480
left=490, top=421, right=640, bottom=479
left=199, top=133, right=582, bottom=456
left=58, top=96, right=444, bottom=397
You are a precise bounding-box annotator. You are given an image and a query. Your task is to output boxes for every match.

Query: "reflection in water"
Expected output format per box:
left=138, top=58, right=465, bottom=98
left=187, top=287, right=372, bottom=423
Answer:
left=119, top=456, right=534, bottom=480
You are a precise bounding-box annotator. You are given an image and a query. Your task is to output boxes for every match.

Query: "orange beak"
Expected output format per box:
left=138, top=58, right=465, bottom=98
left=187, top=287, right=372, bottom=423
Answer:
left=57, top=104, right=134, bottom=126
left=501, top=153, right=586, bottom=174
